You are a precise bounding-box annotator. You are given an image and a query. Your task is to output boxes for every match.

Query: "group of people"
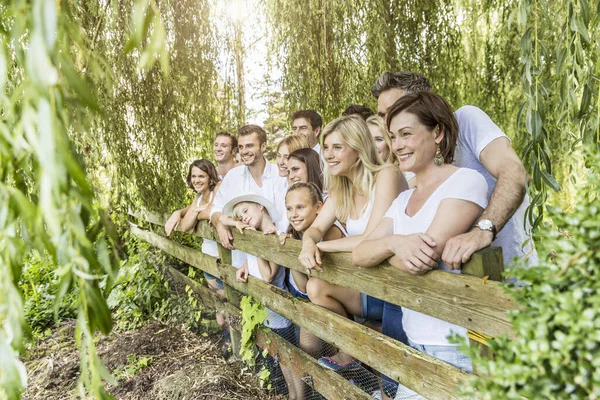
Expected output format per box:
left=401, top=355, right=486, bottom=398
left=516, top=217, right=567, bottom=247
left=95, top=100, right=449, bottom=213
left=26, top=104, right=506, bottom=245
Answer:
left=165, top=71, right=538, bottom=400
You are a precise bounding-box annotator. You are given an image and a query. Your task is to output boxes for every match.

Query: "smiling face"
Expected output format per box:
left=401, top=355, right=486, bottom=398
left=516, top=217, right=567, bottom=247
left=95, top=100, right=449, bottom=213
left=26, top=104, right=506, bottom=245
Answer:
left=276, top=144, right=291, bottom=177
left=238, top=132, right=266, bottom=167
left=368, top=124, right=390, bottom=161
left=233, top=202, right=264, bottom=229
left=286, top=188, right=322, bottom=233
left=190, top=166, right=210, bottom=194
left=287, top=157, right=308, bottom=185
left=323, top=130, right=359, bottom=177
left=389, top=111, right=440, bottom=173
left=214, top=135, right=234, bottom=163
left=377, top=88, right=405, bottom=120
left=292, top=117, right=319, bottom=148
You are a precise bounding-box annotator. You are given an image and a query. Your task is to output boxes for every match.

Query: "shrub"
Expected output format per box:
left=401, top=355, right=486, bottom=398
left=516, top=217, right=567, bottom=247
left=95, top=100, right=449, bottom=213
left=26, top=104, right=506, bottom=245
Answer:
left=462, top=148, right=600, bottom=399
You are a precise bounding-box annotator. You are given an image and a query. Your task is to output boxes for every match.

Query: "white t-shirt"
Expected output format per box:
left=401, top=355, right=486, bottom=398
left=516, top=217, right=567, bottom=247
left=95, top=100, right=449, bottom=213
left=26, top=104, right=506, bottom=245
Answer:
left=210, top=161, right=288, bottom=267
left=453, top=106, right=538, bottom=268
left=384, top=168, right=489, bottom=345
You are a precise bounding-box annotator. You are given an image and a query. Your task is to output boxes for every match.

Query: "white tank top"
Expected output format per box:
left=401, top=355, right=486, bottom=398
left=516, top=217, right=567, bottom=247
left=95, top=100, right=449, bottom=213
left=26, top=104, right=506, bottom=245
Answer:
left=345, top=195, right=374, bottom=237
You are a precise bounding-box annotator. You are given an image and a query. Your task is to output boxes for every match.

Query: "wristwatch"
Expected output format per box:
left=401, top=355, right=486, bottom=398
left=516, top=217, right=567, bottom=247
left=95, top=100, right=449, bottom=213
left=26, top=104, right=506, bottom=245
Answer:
left=475, top=219, right=497, bottom=240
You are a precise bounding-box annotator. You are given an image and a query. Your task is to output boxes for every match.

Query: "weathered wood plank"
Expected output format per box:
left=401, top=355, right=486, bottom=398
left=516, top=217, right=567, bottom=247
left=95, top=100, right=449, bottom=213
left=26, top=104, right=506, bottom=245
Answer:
left=132, top=216, right=516, bottom=338
left=230, top=228, right=515, bottom=338
left=255, top=329, right=373, bottom=400
left=134, top=225, right=469, bottom=398
left=168, top=265, right=374, bottom=400
left=217, top=272, right=468, bottom=399
left=128, top=209, right=214, bottom=240
left=166, top=266, right=238, bottom=317
left=129, top=223, right=221, bottom=277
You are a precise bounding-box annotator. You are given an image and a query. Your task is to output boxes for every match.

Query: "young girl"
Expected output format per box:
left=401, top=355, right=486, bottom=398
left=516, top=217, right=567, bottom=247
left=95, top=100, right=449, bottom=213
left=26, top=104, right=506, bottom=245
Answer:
left=298, top=115, right=408, bottom=370
left=221, top=195, right=298, bottom=398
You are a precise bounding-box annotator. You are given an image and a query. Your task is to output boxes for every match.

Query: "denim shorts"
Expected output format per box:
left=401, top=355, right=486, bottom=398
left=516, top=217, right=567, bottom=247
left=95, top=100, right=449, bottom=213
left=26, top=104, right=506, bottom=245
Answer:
left=287, top=282, right=310, bottom=301
left=361, top=293, right=384, bottom=321
left=203, top=272, right=224, bottom=290
left=381, top=302, right=471, bottom=399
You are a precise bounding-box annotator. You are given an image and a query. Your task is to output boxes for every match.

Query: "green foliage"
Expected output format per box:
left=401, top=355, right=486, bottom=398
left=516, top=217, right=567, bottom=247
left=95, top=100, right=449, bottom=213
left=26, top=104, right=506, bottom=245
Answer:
left=20, top=253, right=79, bottom=334
left=0, top=0, right=170, bottom=398
left=113, top=355, right=153, bottom=381
left=461, top=146, right=600, bottom=399
left=239, top=296, right=268, bottom=364
left=515, top=0, right=600, bottom=222
left=107, top=236, right=170, bottom=331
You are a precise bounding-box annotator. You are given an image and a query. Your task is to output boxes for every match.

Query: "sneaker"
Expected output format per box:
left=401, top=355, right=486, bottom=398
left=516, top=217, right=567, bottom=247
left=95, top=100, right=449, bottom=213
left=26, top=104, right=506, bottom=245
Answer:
left=317, top=356, right=361, bottom=372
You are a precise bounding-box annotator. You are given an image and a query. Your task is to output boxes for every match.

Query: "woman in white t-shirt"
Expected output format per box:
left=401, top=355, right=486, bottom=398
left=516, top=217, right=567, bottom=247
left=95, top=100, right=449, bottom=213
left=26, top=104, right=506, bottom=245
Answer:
left=353, top=92, right=489, bottom=398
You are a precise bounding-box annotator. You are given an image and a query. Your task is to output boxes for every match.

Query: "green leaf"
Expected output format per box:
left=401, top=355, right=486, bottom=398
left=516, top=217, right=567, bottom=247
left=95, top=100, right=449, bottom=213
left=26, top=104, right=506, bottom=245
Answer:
left=540, top=170, right=561, bottom=192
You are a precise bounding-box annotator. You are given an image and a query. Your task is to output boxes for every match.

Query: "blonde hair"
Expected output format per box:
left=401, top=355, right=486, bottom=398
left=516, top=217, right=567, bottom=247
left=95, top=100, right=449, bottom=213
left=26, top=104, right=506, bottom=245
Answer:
left=232, top=201, right=262, bottom=220
left=276, top=135, right=310, bottom=154
left=366, top=115, right=398, bottom=166
left=321, top=115, right=387, bottom=223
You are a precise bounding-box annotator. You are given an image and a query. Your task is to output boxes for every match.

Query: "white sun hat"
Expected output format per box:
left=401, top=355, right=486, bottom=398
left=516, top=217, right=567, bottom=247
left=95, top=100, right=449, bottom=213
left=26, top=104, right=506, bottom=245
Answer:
left=222, top=194, right=280, bottom=223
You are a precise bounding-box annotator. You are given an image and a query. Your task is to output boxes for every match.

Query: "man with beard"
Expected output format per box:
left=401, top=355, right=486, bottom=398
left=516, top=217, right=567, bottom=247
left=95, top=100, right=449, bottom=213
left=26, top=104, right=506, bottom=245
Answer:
left=372, top=70, right=538, bottom=273
left=210, top=124, right=288, bottom=251
left=213, top=131, right=238, bottom=179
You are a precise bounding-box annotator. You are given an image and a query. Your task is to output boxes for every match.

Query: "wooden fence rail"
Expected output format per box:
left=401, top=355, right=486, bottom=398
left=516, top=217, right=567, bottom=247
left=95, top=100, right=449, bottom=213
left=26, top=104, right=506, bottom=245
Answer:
left=128, top=210, right=516, bottom=399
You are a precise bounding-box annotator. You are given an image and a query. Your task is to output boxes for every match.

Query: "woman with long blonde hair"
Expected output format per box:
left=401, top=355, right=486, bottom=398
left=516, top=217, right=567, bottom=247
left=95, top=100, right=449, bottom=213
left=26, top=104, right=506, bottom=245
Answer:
left=298, top=115, right=408, bottom=370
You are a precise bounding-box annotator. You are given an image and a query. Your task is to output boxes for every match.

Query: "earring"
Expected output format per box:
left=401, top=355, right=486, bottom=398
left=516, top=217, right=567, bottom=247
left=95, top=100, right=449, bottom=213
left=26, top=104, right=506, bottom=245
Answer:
left=434, top=147, right=444, bottom=166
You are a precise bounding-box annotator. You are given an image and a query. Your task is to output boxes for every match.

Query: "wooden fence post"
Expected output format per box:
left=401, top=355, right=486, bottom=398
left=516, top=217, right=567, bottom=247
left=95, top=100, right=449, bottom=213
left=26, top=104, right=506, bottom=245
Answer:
left=461, top=246, right=504, bottom=369
left=217, top=243, right=242, bottom=359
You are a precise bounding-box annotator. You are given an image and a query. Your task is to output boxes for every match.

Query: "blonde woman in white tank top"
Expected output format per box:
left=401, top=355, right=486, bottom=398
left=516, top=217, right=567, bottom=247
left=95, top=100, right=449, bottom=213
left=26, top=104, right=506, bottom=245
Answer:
left=298, top=115, right=408, bottom=369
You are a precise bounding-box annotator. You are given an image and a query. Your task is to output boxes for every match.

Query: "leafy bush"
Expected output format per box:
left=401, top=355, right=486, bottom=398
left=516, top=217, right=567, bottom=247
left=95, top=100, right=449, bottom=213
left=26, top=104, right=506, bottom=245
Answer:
left=19, top=253, right=79, bottom=335
left=107, top=234, right=171, bottom=330
left=462, top=149, right=600, bottom=399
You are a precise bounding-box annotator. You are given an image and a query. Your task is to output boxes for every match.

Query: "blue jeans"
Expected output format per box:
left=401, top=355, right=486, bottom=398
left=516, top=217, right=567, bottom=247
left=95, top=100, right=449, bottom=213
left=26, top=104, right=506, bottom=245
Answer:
left=380, top=302, right=411, bottom=396
left=203, top=272, right=224, bottom=290
left=361, top=294, right=384, bottom=321
left=287, top=281, right=310, bottom=301
left=381, top=302, right=471, bottom=399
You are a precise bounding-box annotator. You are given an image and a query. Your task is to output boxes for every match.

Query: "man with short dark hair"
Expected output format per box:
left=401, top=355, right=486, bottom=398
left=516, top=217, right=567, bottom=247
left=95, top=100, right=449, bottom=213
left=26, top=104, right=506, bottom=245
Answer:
left=372, top=71, right=537, bottom=271
left=291, top=110, right=323, bottom=155
left=214, top=131, right=238, bottom=179
left=210, top=125, right=287, bottom=251
left=341, top=104, right=374, bottom=121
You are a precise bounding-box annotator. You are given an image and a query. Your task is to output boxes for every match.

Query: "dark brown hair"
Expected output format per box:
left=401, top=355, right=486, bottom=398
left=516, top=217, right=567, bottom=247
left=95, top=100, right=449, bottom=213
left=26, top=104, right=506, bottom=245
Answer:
left=342, top=104, right=374, bottom=121
left=385, top=91, right=458, bottom=164
left=237, top=124, right=267, bottom=145
left=291, top=110, right=323, bottom=130
left=186, top=159, right=219, bottom=192
left=288, top=148, right=323, bottom=193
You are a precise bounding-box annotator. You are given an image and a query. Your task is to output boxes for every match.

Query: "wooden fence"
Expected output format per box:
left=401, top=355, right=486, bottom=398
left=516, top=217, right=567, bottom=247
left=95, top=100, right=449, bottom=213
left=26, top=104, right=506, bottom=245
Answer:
left=128, top=209, right=516, bottom=400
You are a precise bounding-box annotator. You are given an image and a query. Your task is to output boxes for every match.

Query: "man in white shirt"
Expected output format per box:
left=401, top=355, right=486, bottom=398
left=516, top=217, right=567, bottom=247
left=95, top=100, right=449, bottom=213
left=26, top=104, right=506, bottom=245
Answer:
left=372, top=71, right=538, bottom=271
left=291, top=110, right=323, bottom=156
left=210, top=125, right=288, bottom=251
left=213, top=131, right=238, bottom=179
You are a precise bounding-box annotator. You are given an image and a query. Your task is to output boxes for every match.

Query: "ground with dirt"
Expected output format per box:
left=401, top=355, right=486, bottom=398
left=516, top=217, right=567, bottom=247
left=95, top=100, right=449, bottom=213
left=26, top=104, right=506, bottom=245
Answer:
left=22, top=321, right=278, bottom=400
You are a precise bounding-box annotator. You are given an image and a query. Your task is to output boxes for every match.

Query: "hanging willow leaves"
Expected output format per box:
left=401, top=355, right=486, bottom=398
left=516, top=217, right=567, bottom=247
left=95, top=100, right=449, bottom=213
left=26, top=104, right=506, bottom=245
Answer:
left=0, top=0, right=169, bottom=398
